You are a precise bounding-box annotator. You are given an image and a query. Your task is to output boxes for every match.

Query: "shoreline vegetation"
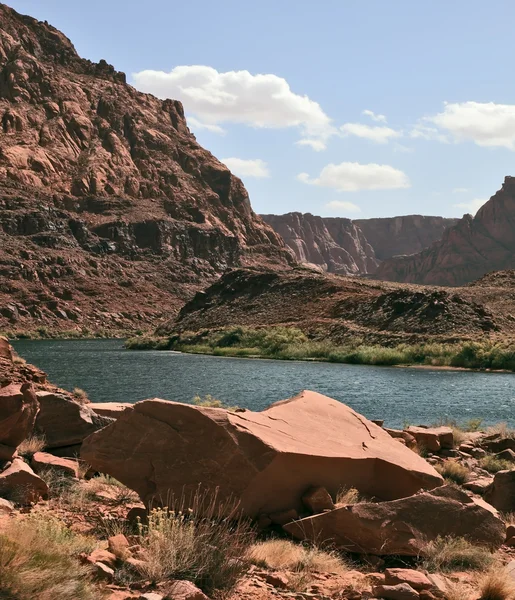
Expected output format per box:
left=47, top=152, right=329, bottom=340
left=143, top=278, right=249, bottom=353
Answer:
left=0, top=327, right=137, bottom=340
left=125, top=326, right=515, bottom=372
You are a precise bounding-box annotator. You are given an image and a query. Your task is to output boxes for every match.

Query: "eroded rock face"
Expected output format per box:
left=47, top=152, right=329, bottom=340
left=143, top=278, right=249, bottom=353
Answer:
left=375, top=177, right=515, bottom=286
left=0, top=382, right=39, bottom=460
left=261, top=213, right=378, bottom=274
left=34, top=391, right=110, bottom=450
left=0, top=3, right=292, bottom=334
left=354, top=215, right=458, bottom=261
left=81, top=390, right=443, bottom=516
left=284, top=485, right=505, bottom=555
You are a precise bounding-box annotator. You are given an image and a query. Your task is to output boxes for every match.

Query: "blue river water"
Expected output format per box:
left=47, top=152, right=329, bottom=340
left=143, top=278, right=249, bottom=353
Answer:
left=12, top=338, right=515, bottom=429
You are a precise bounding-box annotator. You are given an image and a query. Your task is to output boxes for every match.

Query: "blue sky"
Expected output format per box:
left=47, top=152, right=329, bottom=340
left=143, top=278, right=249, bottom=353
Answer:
left=8, top=0, right=515, bottom=218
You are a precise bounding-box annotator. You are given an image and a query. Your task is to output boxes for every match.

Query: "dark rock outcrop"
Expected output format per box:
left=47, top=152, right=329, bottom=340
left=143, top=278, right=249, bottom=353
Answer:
left=375, top=177, right=515, bottom=286
left=0, top=3, right=292, bottom=334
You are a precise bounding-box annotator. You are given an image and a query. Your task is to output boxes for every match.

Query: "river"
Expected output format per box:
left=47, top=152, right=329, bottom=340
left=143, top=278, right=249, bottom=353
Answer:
left=12, top=338, right=515, bottom=428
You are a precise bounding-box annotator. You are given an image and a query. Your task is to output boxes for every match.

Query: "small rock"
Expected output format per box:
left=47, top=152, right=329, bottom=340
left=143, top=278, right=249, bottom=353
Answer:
left=470, top=447, right=486, bottom=459
left=0, top=457, right=49, bottom=504
left=87, top=548, right=117, bottom=568
left=159, top=580, right=209, bottom=599
left=372, top=583, right=419, bottom=600
left=93, top=561, right=115, bottom=581
left=265, top=572, right=289, bottom=589
left=108, top=534, right=130, bottom=559
left=0, top=498, right=14, bottom=514
left=385, top=568, right=432, bottom=590
left=463, top=477, right=493, bottom=494
left=302, top=486, right=335, bottom=514
left=139, top=594, right=163, bottom=600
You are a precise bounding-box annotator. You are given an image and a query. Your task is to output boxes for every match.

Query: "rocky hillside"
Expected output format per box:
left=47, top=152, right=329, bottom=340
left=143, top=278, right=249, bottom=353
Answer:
left=261, top=212, right=378, bottom=274
left=158, top=267, right=515, bottom=345
left=376, top=177, right=515, bottom=286
left=0, top=3, right=292, bottom=334
left=262, top=212, right=457, bottom=274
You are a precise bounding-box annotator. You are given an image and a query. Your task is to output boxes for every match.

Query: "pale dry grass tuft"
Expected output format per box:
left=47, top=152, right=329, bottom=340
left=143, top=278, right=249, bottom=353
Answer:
left=336, top=486, right=360, bottom=505
left=136, top=488, right=255, bottom=597
left=435, top=461, right=471, bottom=484
left=73, top=387, right=89, bottom=404
left=486, top=423, right=515, bottom=439
left=17, top=435, right=46, bottom=459
left=248, top=539, right=348, bottom=591
left=445, top=581, right=473, bottom=600
left=0, top=513, right=98, bottom=600
left=480, top=455, right=514, bottom=474
left=423, top=536, right=497, bottom=572
left=478, top=568, right=515, bottom=600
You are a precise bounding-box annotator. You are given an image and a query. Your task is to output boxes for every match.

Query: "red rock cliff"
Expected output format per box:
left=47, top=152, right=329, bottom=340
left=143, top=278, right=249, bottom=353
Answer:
left=0, top=3, right=293, bottom=333
left=375, top=177, right=515, bottom=286
left=261, top=212, right=378, bottom=274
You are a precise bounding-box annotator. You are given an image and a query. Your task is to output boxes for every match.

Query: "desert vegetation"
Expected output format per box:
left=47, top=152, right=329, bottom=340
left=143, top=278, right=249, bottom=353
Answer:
left=126, top=326, right=515, bottom=371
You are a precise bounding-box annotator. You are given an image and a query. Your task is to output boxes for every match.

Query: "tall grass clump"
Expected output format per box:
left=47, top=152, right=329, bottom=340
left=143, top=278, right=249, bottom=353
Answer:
left=17, top=435, right=46, bottom=459
left=435, top=461, right=471, bottom=484
left=248, top=539, right=348, bottom=590
left=478, top=568, right=515, bottom=600
left=124, top=336, right=171, bottom=350
left=480, top=455, right=514, bottom=474
left=423, top=536, right=496, bottom=572
left=0, top=514, right=98, bottom=600
left=136, top=488, right=255, bottom=597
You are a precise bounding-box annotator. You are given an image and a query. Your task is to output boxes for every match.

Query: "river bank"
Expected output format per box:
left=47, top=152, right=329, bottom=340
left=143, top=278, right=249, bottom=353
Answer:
left=125, top=326, right=515, bottom=372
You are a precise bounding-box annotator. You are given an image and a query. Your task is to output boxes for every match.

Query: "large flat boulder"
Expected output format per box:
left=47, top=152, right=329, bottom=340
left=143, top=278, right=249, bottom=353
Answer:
left=284, top=485, right=505, bottom=555
left=0, top=382, right=39, bottom=460
left=81, top=390, right=443, bottom=517
left=35, top=391, right=111, bottom=449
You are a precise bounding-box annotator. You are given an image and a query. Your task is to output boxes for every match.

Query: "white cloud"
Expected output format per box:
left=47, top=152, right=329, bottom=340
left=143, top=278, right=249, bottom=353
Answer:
left=187, top=116, right=225, bottom=134
left=454, top=198, right=487, bottom=215
left=297, top=162, right=410, bottom=192
left=132, top=65, right=333, bottom=149
left=409, top=124, right=449, bottom=143
left=221, top=157, right=270, bottom=178
left=340, top=122, right=402, bottom=144
left=452, top=187, right=470, bottom=194
left=363, top=109, right=387, bottom=123
left=429, top=102, right=515, bottom=149
left=325, top=200, right=361, bottom=213
left=295, top=139, right=327, bottom=152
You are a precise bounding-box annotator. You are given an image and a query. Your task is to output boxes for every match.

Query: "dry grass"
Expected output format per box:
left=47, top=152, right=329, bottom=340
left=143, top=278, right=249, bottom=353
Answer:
left=501, top=512, right=515, bottom=526
left=435, top=461, right=471, bottom=484
left=17, top=435, right=46, bottom=459
left=73, top=387, right=89, bottom=404
left=480, top=455, right=514, bottom=474
left=445, top=581, right=473, bottom=600
left=478, top=568, right=515, bottom=600
left=0, top=513, right=99, bottom=600
left=84, top=474, right=138, bottom=505
left=485, top=423, right=515, bottom=439
left=136, top=488, right=255, bottom=597
left=336, top=487, right=360, bottom=505
left=423, top=536, right=497, bottom=572
left=248, top=539, right=349, bottom=591
left=192, top=394, right=239, bottom=411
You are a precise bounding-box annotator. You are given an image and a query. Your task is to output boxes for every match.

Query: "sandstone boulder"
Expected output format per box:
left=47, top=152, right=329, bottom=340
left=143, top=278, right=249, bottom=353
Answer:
left=372, top=583, right=419, bottom=600
left=484, top=470, right=515, bottom=511
left=0, top=382, right=39, bottom=460
left=384, top=428, right=417, bottom=448
left=81, top=391, right=443, bottom=517
left=284, top=485, right=505, bottom=555
left=0, top=337, right=12, bottom=361
left=35, top=391, right=111, bottom=449
left=384, top=569, right=432, bottom=591
left=91, top=403, right=133, bottom=419
left=0, top=457, right=49, bottom=504
left=31, top=451, right=79, bottom=478
left=406, top=426, right=453, bottom=452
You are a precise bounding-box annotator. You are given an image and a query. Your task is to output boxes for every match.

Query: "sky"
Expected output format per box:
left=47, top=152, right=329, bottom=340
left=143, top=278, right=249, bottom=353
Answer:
left=7, top=0, right=515, bottom=219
